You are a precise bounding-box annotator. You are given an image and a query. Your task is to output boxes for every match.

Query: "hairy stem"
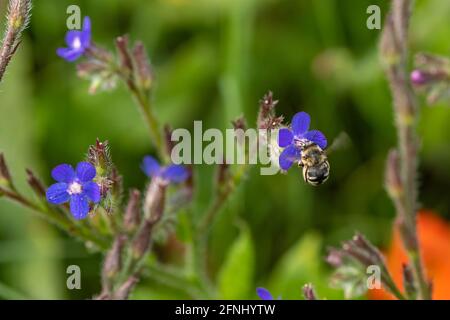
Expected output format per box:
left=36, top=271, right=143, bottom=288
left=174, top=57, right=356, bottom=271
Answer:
left=380, top=0, right=430, bottom=299
left=0, top=0, right=31, bottom=83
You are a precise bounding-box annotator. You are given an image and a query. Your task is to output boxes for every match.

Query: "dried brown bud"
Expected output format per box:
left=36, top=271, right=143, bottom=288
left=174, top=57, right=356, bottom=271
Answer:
left=123, top=189, right=141, bottom=233
left=132, top=41, right=154, bottom=91
left=113, top=276, right=139, bottom=300
left=26, top=168, right=46, bottom=197
left=302, top=284, right=318, bottom=300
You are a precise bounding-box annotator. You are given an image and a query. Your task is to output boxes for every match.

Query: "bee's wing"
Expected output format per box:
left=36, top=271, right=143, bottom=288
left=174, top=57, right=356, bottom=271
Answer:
left=325, top=132, right=351, bottom=155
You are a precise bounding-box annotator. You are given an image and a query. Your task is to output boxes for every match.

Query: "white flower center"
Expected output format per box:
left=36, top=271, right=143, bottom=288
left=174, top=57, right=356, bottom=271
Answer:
left=72, top=37, right=82, bottom=49
left=68, top=182, right=83, bottom=195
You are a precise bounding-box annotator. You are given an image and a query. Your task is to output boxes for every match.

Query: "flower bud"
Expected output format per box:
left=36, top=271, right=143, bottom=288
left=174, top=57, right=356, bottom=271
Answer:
left=102, top=234, right=127, bottom=286
left=302, top=284, right=318, bottom=300
left=143, top=178, right=167, bottom=224
left=115, top=35, right=134, bottom=74
left=257, top=91, right=279, bottom=129
left=133, top=41, right=154, bottom=91
left=0, top=153, right=12, bottom=188
left=123, top=189, right=141, bottom=233
left=26, top=168, right=46, bottom=197
left=7, top=0, right=31, bottom=33
left=131, top=220, right=153, bottom=260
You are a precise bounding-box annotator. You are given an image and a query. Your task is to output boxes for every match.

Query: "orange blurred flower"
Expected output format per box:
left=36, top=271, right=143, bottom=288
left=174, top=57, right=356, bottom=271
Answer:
left=369, top=210, right=450, bottom=300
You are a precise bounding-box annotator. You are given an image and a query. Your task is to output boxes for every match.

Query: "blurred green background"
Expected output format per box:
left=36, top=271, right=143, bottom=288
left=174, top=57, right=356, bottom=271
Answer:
left=0, top=0, right=449, bottom=299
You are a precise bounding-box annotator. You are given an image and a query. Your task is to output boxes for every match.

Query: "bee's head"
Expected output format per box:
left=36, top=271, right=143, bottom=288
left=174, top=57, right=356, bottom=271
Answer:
left=302, top=161, right=330, bottom=186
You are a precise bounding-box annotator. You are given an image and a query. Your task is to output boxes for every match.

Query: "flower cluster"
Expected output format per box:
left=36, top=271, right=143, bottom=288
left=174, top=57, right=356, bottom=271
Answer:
left=46, top=155, right=188, bottom=220
left=277, top=111, right=327, bottom=171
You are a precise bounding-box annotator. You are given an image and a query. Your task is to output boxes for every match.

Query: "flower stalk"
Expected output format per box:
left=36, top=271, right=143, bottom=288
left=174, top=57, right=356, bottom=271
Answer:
left=380, top=0, right=431, bottom=299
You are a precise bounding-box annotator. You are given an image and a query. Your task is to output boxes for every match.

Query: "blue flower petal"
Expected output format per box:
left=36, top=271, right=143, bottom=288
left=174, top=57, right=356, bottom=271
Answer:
left=303, top=130, right=327, bottom=149
left=82, top=181, right=101, bottom=203
left=51, top=164, right=75, bottom=183
left=76, top=162, right=96, bottom=182
left=256, top=288, right=274, bottom=300
left=65, top=30, right=82, bottom=48
left=291, top=112, right=311, bottom=136
left=81, top=16, right=91, bottom=47
left=56, top=47, right=83, bottom=62
left=279, top=145, right=301, bottom=171
left=142, top=156, right=161, bottom=177
left=46, top=183, right=70, bottom=204
left=70, top=194, right=90, bottom=219
left=162, top=165, right=189, bottom=183
left=278, top=128, right=293, bottom=148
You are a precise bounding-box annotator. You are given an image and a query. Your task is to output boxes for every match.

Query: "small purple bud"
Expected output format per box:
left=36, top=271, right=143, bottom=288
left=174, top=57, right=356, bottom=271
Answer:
left=410, top=70, right=429, bottom=86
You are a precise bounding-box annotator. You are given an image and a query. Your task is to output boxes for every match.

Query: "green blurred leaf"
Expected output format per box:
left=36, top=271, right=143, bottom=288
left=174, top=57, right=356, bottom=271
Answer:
left=265, top=232, right=343, bottom=300
left=217, top=224, right=254, bottom=299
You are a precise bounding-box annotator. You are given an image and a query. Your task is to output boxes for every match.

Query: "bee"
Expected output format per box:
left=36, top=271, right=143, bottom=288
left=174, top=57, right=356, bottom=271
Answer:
left=295, top=132, right=348, bottom=186
left=298, top=141, right=330, bottom=186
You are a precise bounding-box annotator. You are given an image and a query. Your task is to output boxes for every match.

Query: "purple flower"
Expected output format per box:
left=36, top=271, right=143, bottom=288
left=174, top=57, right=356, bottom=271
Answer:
left=141, top=156, right=189, bottom=184
left=57, top=16, right=91, bottom=62
left=277, top=111, right=327, bottom=171
left=46, top=162, right=101, bottom=219
left=257, top=287, right=274, bottom=300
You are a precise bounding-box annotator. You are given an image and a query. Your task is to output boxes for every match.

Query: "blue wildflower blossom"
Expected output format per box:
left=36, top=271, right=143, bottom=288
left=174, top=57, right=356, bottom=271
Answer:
left=257, top=287, right=274, bottom=300
left=257, top=287, right=282, bottom=300
left=46, top=162, right=101, bottom=219
left=277, top=111, right=327, bottom=171
left=142, top=156, right=189, bottom=184
left=57, top=16, right=91, bottom=62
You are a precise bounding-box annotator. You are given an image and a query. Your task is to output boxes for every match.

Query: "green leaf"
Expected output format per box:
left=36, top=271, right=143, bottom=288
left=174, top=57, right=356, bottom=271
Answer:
left=267, top=232, right=343, bottom=300
left=218, top=225, right=254, bottom=299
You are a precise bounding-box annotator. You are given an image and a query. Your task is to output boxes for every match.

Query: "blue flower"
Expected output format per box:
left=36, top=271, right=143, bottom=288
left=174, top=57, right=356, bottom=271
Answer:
left=141, top=156, right=189, bottom=184
left=46, top=162, right=101, bottom=219
left=57, top=16, right=91, bottom=62
left=277, top=111, right=327, bottom=171
left=257, top=287, right=282, bottom=300
left=257, top=287, right=274, bottom=300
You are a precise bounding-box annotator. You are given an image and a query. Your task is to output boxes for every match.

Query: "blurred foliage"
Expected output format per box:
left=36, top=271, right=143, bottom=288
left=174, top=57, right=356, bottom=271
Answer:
left=0, top=0, right=449, bottom=299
